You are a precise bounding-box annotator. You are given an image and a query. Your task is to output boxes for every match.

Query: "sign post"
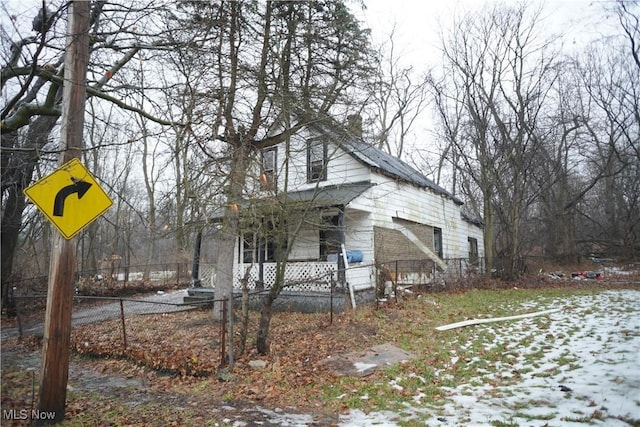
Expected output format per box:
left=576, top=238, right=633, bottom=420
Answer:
left=30, top=2, right=91, bottom=423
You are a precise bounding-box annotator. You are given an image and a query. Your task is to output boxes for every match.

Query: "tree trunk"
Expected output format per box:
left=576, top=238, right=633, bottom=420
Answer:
left=1, top=115, right=59, bottom=308
left=483, top=188, right=495, bottom=276
left=236, top=267, right=251, bottom=357
left=1, top=169, right=29, bottom=308
left=256, top=291, right=275, bottom=355
left=213, top=142, right=247, bottom=320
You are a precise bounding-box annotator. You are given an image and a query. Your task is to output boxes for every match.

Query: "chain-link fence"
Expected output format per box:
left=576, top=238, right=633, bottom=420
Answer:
left=5, top=255, right=633, bottom=379
left=3, top=262, right=192, bottom=300
left=3, top=291, right=228, bottom=376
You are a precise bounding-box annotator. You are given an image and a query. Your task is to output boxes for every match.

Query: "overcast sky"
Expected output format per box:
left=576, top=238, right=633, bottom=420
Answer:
left=353, top=0, right=622, bottom=69
left=1, top=0, right=630, bottom=165
left=348, top=0, right=628, bottom=164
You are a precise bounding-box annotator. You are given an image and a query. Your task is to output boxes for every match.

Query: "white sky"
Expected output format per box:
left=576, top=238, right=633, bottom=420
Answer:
left=349, top=0, right=626, bottom=173
left=2, top=0, right=620, bottom=67
left=355, top=0, right=620, bottom=62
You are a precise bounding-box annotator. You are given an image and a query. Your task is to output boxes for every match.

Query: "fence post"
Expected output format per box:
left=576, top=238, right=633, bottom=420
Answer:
left=330, top=271, right=334, bottom=324
left=228, top=291, right=234, bottom=369
left=119, top=299, right=127, bottom=353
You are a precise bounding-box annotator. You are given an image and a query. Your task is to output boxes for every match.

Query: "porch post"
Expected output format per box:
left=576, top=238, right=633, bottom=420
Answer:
left=190, top=229, right=202, bottom=287
left=337, top=206, right=346, bottom=285
left=257, top=236, right=265, bottom=290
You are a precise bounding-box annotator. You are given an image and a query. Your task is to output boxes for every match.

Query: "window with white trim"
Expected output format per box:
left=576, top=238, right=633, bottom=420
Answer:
left=261, top=147, right=277, bottom=190
left=307, top=137, right=327, bottom=182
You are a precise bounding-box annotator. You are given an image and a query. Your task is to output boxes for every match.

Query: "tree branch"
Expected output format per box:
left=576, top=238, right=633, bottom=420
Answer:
left=2, top=57, right=181, bottom=132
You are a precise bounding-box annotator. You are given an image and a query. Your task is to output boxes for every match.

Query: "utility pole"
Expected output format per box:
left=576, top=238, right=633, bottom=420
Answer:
left=38, top=1, right=90, bottom=423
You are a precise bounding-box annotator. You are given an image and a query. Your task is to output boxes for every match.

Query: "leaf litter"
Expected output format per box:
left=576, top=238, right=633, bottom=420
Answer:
left=2, top=286, right=639, bottom=426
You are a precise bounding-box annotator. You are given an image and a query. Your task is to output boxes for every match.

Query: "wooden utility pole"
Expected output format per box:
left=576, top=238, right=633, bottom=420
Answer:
left=38, top=1, right=90, bottom=423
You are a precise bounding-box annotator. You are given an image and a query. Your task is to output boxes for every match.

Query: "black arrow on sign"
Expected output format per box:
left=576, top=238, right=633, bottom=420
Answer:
left=53, top=178, right=92, bottom=216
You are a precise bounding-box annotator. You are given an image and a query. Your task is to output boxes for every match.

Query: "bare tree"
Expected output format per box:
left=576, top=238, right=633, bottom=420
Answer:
left=1, top=1, right=184, bottom=306
left=528, top=68, right=583, bottom=262
left=432, top=3, right=562, bottom=278
left=171, top=1, right=373, bottom=354
left=571, top=41, right=640, bottom=259
left=366, top=25, right=430, bottom=158
left=615, top=0, right=640, bottom=70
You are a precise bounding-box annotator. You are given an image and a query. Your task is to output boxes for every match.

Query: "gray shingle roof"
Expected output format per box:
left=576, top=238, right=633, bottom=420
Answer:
left=341, top=138, right=463, bottom=205
left=282, top=181, right=374, bottom=207
left=308, top=118, right=462, bottom=205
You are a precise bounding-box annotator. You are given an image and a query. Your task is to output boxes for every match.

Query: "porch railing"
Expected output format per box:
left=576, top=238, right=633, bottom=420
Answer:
left=235, top=261, right=338, bottom=292
left=197, top=257, right=482, bottom=294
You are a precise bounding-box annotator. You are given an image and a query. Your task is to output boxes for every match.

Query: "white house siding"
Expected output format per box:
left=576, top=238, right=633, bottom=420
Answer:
left=270, top=132, right=373, bottom=193
left=289, top=228, right=320, bottom=261
left=347, top=263, right=376, bottom=291
left=343, top=209, right=374, bottom=262
left=353, top=175, right=471, bottom=261
left=231, top=133, right=484, bottom=293
left=286, top=208, right=372, bottom=263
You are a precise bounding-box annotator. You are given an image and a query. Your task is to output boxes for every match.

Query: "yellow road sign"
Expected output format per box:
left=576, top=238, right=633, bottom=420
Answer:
left=24, top=158, right=113, bottom=240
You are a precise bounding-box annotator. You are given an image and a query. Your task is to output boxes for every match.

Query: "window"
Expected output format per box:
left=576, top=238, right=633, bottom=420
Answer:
left=261, top=148, right=277, bottom=190
left=240, top=230, right=281, bottom=263
left=307, top=137, right=327, bottom=182
left=468, top=237, right=479, bottom=266
left=434, top=227, right=443, bottom=258
left=468, top=237, right=478, bottom=265
left=264, top=219, right=286, bottom=262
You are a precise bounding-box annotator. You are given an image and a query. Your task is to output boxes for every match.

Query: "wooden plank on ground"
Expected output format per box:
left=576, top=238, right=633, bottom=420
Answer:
left=435, top=308, right=561, bottom=331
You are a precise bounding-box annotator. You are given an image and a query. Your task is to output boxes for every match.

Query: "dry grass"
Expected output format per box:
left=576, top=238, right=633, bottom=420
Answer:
left=2, top=278, right=638, bottom=426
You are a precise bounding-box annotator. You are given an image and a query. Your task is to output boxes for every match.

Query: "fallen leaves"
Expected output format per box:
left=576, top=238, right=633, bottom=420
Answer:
left=61, top=304, right=376, bottom=412
left=6, top=282, right=634, bottom=425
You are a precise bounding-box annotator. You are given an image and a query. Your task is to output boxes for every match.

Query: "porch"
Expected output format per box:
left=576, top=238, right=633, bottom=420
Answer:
left=193, top=257, right=480, bottom=295
left=197, top=261, right=375, bottom=293
left=188, top=261, right=375, bottom=312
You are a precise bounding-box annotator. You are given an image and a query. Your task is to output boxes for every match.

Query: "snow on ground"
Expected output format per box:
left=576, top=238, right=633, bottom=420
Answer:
left=339, top=289, right=640, bottom=426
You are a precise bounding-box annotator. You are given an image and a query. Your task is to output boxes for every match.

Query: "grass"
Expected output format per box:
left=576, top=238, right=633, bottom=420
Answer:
left=2, top=282, right=638, bottom=426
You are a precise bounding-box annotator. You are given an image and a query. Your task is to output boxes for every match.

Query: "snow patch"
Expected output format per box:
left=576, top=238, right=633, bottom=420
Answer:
left=339, top=289, right=640, bottom=426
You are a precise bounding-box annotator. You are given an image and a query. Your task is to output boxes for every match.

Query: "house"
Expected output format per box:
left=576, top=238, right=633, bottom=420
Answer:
left=189, top=117, right=484, bottom=311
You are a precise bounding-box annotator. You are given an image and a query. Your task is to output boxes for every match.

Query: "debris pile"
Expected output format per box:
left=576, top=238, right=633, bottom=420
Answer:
left=571, top=270, right=602, bottom=280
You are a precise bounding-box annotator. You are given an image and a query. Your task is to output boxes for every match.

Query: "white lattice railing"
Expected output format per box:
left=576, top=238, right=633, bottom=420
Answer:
left=199, top=264, right=217, bottom=288
left=197, top=261, right=374, bottom=293
left=200, top=258, right=485, bottom=293
left=234, top=262, right=338, bottom=292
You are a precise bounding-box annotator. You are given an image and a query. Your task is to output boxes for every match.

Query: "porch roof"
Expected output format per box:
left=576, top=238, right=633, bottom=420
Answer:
left=206, top=181, right=374, bottom=222
left=281, top=181, right=374, bottom=207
